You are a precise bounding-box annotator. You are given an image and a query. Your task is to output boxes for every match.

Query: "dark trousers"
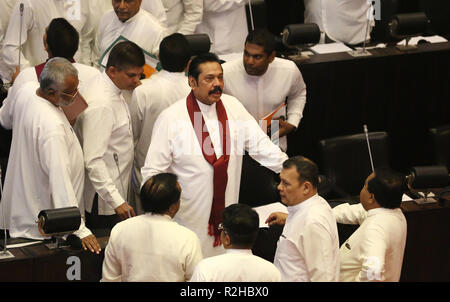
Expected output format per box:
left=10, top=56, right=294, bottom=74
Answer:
left=85, top=194, right=120, bottom=231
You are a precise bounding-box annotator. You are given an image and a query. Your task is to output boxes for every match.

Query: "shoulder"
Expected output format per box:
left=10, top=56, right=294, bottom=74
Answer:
left=222, top=58, right=244, bottom=74
left=73, top=63, right=101, bottom=78
left=272, top=57, right=298, bottom=70
left=136, top=10, right=165, bottom=30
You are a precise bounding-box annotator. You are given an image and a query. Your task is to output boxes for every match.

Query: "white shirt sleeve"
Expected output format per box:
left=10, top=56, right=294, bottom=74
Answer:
left=177, top=0, right=203, bottom=35
left=203, top=0, right=247, bottom=12
left=140, top=110, right=174, bottom=187
left=80, top=105, right=125, bottom=210
left=129, top=88, right=144, bottom=146
left=286, top=67, right=307, bottom=128
left=78, top=1, right=96, bottom=66
left=333, top=203, right=367, bottom=225
left=357, top=226, right=387, bottom=282
left=184, top=235, right=204, bottom=281
left=302, top=222, right=338, bottom=282
left=40, top=134, right=92, bottom=239
left=142, top=0, right=168, bottom=27
left=101, top=229, right=122, bottom=282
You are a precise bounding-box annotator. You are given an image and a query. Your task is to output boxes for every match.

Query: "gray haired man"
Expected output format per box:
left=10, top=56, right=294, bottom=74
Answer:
left=0, top=57, right=100, bottom=253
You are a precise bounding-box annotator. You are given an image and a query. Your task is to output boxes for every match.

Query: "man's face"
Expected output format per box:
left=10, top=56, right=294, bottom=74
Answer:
left=278, top=166, right=306, bottom=207
left=108, top=65, right=143, bottom=90
left=360, top=172, right=376, bottom=211
left=243, top=42, right=275, bottom=76
left=189, top=61, right=224, bottom=105
left=112, top=0, right=142, bottom=22
left=56, top=74, right=80, bottom=107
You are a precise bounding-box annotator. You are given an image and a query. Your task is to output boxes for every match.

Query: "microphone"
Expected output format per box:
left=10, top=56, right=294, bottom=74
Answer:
left=113, top=153, right=131, bottom=218
left=248, top=0, right=255, bottom=31
left=18, top=3, right=24, bottom=70
left=363, top=124, right=375, bottom=173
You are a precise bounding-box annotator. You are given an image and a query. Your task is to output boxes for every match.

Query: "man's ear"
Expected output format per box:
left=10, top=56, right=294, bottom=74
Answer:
left=268, top=51, right=276, bottom=63
left=188, top=76, right=197, bottom=88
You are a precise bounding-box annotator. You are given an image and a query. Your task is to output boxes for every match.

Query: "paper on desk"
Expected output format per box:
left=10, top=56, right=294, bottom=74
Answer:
left=402, top=194, right=413, bottom=202
left=397, top=35, right=448, bottom=46
left=6, top=240, right=43, bottom=249
left=310, top=43, right=353, bottom=54
left=253, top=202, right=288, bottom=228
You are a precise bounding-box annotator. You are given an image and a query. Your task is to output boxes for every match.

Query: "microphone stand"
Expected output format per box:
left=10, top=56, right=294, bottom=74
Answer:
left=0, top=166, right=14, bottom=259
left=18, top=3, right=24, bottom=70
left=248, top=0, right=255, bottom=31
left=363, top=124, right=375, bottom=173
left=348, top=3, right=373, bottom=57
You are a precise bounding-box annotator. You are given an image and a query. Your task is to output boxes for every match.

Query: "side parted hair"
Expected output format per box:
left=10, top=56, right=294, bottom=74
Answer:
left=46, top=18, right=79, bottom=59
left=159, top=33, right=191, bottom=72
left=282, top=156, right=319, bottom=188
left=106, top=41, right=145, bottom=71
left=140, top=173, right=181, bottom=214
left=40, top=57, right=78, bottom=93
left=188, top=52, right=222, bottom=82
left=368, top=168, right=406, bottom=209
left=245, top=28, right=276, bottom=55
left=222, top=204, right=259, bottom=248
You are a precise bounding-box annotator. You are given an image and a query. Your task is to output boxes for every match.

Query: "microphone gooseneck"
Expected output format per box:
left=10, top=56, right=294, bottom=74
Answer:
left=363, top=124, right=375, bottom=173
left=18, top=3, right=24, bottom=70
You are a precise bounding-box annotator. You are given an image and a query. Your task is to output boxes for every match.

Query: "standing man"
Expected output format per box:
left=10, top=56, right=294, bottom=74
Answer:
left=76, top=41, right=143, bottom=230
left=141, top=52, right=288, bottom=257
left=190, top=204, right=281, bottom=282
left=161, top=0, right=203, bottom=35
left=266, top=156, right=340, bottom=281
left=195, top=0, right=248, bottom=55
left=0, top=58, right=100, bottom=253
left=333, top=168, right=407, bottom=281
left=223, top=29, right=307, bottom=151
left=2, top=0, right=94, bottom=81
left=102, top=173, right=203, bottom=282
left=129, top=33, right=192, bottom=214
left=94, top=0, right=167, bottom=68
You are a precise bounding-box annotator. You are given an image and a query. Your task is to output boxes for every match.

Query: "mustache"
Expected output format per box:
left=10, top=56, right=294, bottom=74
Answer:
left=209, top=86, right=222, bottom=95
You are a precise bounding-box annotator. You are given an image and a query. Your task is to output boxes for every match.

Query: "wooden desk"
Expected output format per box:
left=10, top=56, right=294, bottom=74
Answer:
left=0, top=237, right=108, bottom=282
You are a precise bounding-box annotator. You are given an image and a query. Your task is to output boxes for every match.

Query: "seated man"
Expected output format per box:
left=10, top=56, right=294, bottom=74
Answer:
left=190, top=203, right=281, bottom=282
left=101, top=173, right=203, bottom=282
left=332, top=168, right=407, bottom=282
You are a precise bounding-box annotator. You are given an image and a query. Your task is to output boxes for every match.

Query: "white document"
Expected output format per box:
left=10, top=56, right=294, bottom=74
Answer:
left=7, top=240, right=43, bottom=249
left=310, top=43, right=353, bottom=54
left=253, top=202, right=288, bottom=228
left=397, top=35, right=448, bottom=46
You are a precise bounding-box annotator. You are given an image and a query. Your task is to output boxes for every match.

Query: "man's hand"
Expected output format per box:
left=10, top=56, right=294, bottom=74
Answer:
left=273, top=117, right=296, bottom=138
left=115, top=202, right=136, bottom=220
left=81, top=234, right=101, bottom=254
left=265, top=212, right=288, bottom=227
left=10, top=66, right=20, bottom=86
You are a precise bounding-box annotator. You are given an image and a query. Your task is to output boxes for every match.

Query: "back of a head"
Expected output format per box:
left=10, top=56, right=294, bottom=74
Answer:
left=188, top=52, right=221, bottom=82
left=222, top=204, right=259, bottom=248
left=106, top=41, right=145, bottom=71
left=245, top=28, right=276, bottom=55
left=46, top=18, right=79, bottom=60
left=140, top=173, right=181, bottom=214
left=282, top=155, right=319, bottom=188
left=40, top=57, right=78, bottom=93
left=159, top=33, right=191, bottom=72
left=368, top=168, right=406, bottom=209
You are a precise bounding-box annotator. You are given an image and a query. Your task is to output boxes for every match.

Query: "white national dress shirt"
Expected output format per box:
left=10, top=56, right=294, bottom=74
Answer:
left=0, top=0, right=17, bottom=82
left=161, top=0, right=203, bottom=35
left=129, top=70, right=191, bottom=199
left=304, top=0, right=374, bottom=45
left=101, top=213, right=203, bottom=282
left=0, top=81, right=91, bottom=240
left=333, top=203, right=407, bottom=282
left=190, top=248, right=281, bottom=282
left=141, top=94, right=288, bottom=258
left=274, top=194, right=340, bottom=282
left=75, top=71, right=133, bottom=216
left=195, top=0, right=248, bottom=55
left=94, top=8, right=166, bottom=68
left=223, top=57, right=307, bottom=151
left=2, top=0, right=94, bottom=81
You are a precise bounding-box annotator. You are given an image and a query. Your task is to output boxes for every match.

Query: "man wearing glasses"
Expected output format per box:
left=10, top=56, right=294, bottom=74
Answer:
left=0, top=57, right=101, bottom=254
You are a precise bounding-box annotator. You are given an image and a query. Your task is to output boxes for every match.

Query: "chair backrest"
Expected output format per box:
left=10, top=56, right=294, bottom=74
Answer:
left=245, top=0, right=267, bottom=31
left=238, top=154, right=280, bottom=207
left=319, top=131, right=390, bottom=196
left=429, top=124, right=450, bottom=170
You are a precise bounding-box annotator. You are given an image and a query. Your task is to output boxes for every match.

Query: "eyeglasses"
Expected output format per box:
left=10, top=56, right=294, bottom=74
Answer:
left=59, top=89, right=79, bottom=104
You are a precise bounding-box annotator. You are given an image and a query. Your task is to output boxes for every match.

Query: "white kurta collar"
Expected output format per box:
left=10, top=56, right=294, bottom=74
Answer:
left=158, top=70, right=186, bottom=80
left=101, top=71, right=122, bottom=96
left=287, top=193, right=320, bottom=216
left=367, top=207, right=401, bottom=217
left=121, top=9, right=143, bottom=25
left=144, top=213, right=173, bottom=221
left=225, top=249, right=253, bottom=255
left=196, top=99, right=217, bottom=114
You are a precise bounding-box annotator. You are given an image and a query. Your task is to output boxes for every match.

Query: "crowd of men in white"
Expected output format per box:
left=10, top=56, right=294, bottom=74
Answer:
left=0, top=0, right=406, bottom=282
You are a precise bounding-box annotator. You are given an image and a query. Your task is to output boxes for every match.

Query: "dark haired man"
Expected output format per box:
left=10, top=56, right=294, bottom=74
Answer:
left=190, top=204, right=280, bottom=281
left=101, top=173, right=203, bottom=281
left=267, top=156, right=340, bottom=281
left=129, top=33, right=192, bottom=214
left=76, top=41, right=144, bottom=230
left=223, top=29, right=307, bottom=151
left=141, top=52, right=288, bottom=257
left=333, top=168, right=407, bottom=281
